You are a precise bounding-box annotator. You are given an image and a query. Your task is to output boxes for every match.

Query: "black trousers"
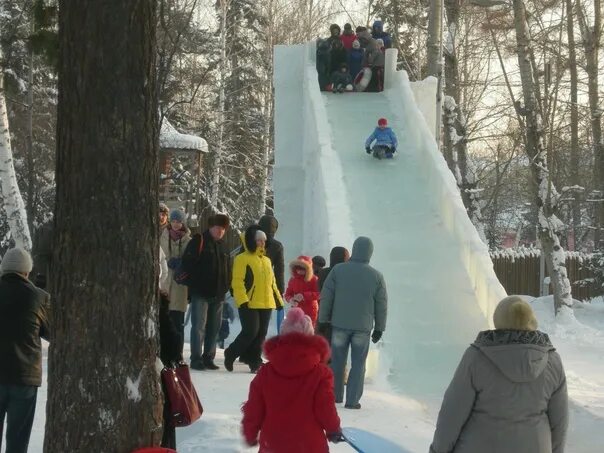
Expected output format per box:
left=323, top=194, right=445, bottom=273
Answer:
left=169, top=310, right=185, bottom=358
left=0, top=385, right=38, bottom=453
left=227, top=308, right=272, bottom=366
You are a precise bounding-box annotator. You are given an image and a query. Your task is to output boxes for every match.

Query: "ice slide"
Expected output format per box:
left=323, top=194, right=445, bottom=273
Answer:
left=273, top=43, right=506, bottom=396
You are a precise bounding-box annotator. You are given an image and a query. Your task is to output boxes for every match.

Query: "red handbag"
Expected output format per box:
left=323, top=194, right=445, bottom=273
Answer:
left=161, top=363, right=203, bottom=427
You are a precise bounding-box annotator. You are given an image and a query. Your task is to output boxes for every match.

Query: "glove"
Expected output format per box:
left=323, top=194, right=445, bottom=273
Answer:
left=293, top=293, right=304, bottom=302
left=239, top=302, right=249, bottom=310
left=167, top=257, right=180, bottom=270
left=245, top=438, right=258, bottom=447
left=327, top=431, right=344, bottom=443
left=371, top=330, right=382, bottom=343
left=365, top=146, right=371, bottom=154
left=276, top=303, right=284, bottom=311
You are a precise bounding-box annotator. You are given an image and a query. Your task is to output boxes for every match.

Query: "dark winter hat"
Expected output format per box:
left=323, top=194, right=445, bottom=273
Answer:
left=493, top=296, right=538, bottom=331
left=378, top=118, right=388, bottom=126
left=329, top=23, right=341, bottom=32
left=258, top=215, right=279, bottom=238
left=1, top=247, right=33, bottom=274
left=312, top=255, right=326, bottom=269
left=344, top=23, right=353, bottom=30
left=356, top=26, right=367, bottom=33
left=209, top=213, right=230, bottom=229
left=169, top=209, right=186, bottom=224
left=159, top=202, right=169, bottom=214
left=329, top=246, right=350, bottom=266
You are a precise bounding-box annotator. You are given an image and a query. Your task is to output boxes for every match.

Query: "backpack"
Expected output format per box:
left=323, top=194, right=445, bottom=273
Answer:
left=173, top=234, right=204, bottom=286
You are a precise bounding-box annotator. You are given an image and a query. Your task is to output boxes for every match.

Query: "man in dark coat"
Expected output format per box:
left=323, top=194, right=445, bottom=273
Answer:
left=316, top=39, right=332, bottom=91
left=0, top=247, right=51, bottom=453
left=258, top=215, right=285, bottom=333
left=317, top=246, right=350, bottom=291
left=182, top=213, right=232, bottom=370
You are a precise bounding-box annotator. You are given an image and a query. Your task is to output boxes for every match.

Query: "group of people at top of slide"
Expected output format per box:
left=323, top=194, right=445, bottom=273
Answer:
left=316, top=21, right=392, bottom=93
left=0, top=198, right=568, bottom=453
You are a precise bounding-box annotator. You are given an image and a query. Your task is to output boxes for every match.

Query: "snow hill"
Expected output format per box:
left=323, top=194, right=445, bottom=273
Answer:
left=273, top=43, right=507, bottom=396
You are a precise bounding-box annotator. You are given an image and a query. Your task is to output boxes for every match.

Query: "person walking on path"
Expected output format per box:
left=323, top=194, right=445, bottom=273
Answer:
left=317, top=247, right=350, bottom=291
left=318, top=237, right=387, bottom=409
left=430, top=296, right=568, bottom=453
left=0, top=247, right=51, bottom=453
left=284, top=255, right=320, bottom=325
left=160, top=209, right=191, bottom=356
left=258, top=215, right=285, bottom=333
left=225, top=225, right=283, bottom=373
left=242, top=307, right=342, bottom=452
left=182, top=213, right=232, bottom=371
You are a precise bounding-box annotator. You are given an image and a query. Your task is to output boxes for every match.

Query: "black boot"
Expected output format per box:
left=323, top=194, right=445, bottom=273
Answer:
left=190, top=359, right=205, bottom=371
left=224, top=348, right=236, bottom=372
left=203, top=356, right=220, bottom=370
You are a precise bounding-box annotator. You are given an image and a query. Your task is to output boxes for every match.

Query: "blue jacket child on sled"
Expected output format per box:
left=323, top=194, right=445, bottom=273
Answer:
left=365, top=118, right=398, bottom=159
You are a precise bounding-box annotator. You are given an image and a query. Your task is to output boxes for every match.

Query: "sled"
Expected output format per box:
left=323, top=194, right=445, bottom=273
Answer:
left=342, top=427, right=410, bottom=453
left=354, top=67, right=372, bottom=92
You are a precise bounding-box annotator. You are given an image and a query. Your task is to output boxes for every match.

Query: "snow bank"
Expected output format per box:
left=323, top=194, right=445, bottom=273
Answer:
left=383, top=49, right=507, bottom=324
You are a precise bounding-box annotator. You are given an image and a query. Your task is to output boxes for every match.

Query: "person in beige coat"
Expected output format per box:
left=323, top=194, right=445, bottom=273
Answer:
left=430, top=295, right=568, bottom=453
left=160, top=209, right=191, bottom=355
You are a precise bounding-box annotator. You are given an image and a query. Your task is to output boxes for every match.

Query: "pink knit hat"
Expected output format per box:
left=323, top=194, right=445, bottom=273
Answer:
left=281, top=307, right=314, bottom=336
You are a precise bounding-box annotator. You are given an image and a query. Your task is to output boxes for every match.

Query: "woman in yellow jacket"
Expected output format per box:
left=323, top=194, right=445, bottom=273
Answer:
left=225, top=224, right=283, bottom=373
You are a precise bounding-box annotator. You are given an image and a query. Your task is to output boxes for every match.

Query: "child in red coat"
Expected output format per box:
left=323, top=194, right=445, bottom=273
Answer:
left=284, top=255, right=320, bottom=324
left=242, top=308, right=342, bottom=452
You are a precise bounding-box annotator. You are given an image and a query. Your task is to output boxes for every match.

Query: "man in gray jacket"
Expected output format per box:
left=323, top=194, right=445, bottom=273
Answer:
left=318, top=236, right=387, bottom=409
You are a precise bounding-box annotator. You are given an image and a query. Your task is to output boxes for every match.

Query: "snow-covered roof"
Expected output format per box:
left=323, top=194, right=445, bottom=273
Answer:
left=160, top=119, right=208, bottom=153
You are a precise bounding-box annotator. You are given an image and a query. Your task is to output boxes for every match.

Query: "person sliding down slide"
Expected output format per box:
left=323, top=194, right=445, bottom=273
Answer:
left=365, top=118, right=398, bottom=159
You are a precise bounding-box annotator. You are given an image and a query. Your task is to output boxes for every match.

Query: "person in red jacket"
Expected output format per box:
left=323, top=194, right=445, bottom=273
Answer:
left=242, top=308, right=342, bottom=452
left=340, top=23, right=357, bottom=50
left=284, top=255, right=320, bottom=324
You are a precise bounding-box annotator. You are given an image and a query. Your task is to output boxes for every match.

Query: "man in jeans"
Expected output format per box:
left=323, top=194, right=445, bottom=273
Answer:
left=182, top=214, right=231, bottom=370
left=0, top=247, right=51, bottom=452
left=318, top=237, right=387, bottom=409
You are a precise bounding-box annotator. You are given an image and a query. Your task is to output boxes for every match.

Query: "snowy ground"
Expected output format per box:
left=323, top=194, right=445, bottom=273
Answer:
left=13, top=297, right=604, bottom=452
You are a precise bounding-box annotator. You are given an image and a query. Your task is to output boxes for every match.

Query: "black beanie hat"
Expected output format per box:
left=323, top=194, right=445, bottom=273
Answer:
left=209, top=213, right=230, bottom=229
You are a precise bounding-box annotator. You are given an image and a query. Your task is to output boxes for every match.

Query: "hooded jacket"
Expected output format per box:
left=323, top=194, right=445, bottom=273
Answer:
left=284, top=256, right=320, bottom=323
left=318, top=237, right=387, bottom=332
left=365, top=126, right=398, bottom=149
left=317, top=246, right=350, bottom=291
left=242, top=333, right=341, bottom=452
left=348, top=47, right=365, bottom=79
left=371, top=21, right=392, bottom=48
left=0, top=273, right=51, bottom=387
left=231, top=225, right=283, bottom=310
left=430, top=330, right=568, bottom=453
left=258, top=215, right=285, bottom=294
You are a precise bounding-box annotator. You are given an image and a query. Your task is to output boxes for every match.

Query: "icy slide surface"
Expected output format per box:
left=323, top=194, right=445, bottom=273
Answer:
left=274, top=44, right=507, bottom=396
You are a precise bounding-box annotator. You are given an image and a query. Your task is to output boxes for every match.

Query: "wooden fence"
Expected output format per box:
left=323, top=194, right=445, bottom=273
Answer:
left=490, top=249, right=596, bottom=301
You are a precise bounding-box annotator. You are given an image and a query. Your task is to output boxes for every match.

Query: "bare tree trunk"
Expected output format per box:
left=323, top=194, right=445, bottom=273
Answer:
left=0, top=53, right=33, bottom=250
left=566, top=0, right=581, bottom=245
left=427, top=0, right=443, bottom=77
left=442, top=0, right=485, bottom=242
left=512, top=0, right=572, bottom=314
left=211, top=0, right=229, bottom=208
left=577, top=0, right=603, bottom=249
left=44, top=1, right=162, bottom=451
left=26, top=27, right=36, bottom=235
